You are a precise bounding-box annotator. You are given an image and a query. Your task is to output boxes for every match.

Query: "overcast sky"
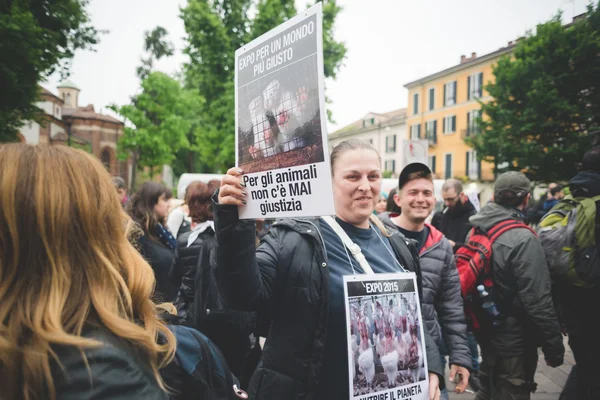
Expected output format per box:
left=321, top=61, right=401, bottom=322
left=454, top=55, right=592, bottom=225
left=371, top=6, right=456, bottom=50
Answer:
left=44, top=0, right=590, bottom=133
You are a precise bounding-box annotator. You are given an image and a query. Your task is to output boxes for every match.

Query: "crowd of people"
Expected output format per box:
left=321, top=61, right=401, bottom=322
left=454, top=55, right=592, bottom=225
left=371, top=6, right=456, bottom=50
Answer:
left=0, top=140, right=598, bottom=400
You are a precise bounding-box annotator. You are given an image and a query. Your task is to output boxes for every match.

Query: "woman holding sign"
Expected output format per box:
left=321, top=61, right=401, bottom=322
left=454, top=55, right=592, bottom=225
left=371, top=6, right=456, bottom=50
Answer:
left=214, top=139, right=442, bottom=399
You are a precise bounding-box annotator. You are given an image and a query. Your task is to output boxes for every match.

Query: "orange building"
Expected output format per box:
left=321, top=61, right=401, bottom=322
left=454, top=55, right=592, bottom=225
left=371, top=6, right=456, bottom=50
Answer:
left=404, top=43, right=517, bottom=181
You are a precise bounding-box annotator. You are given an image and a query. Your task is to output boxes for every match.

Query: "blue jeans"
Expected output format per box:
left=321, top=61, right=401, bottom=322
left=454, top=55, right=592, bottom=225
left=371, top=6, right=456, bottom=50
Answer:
left=468, top=331, right=480, bottom=371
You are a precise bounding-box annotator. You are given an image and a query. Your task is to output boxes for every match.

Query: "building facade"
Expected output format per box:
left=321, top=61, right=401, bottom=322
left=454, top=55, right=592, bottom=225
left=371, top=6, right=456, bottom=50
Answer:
left=329, top=108, right=407, bottom=177
left=19, top=81, right=131, bottom=187
left=404, top=43, right=517, bottom=181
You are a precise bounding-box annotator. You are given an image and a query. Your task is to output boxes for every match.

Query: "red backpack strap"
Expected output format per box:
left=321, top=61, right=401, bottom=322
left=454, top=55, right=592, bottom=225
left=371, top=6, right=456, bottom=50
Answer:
left=487, top=219, right=535, bottom=242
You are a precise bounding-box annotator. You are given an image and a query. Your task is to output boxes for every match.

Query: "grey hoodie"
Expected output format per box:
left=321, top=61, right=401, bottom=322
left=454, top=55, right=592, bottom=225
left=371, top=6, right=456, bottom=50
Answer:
left=469, top=202, right=564, bottom=361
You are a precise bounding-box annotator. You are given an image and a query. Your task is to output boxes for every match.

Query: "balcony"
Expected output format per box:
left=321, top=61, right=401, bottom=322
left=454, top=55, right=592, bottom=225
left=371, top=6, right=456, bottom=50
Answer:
left=425, top=132, right=437, bottom=147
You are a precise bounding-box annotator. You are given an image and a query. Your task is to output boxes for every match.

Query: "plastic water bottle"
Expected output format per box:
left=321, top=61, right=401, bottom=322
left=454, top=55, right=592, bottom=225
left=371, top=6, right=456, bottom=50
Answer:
left=477, top=285, right=502, bottom=327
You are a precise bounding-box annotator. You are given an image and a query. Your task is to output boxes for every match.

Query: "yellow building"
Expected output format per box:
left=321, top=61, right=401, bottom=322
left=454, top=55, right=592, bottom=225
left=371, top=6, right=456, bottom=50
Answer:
left=404, top=43, right=517, bottom=182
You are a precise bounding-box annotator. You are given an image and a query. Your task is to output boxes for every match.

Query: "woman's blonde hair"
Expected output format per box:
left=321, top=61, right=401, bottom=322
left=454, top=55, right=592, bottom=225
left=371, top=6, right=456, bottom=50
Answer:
left=0, top=144, right=175, bottom=399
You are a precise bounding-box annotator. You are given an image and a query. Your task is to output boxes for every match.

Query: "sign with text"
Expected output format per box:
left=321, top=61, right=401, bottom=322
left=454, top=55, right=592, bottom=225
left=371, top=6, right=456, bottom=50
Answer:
left=234, top=3, right=334, bottom=219
left=344, top=273, right=429, bottom=400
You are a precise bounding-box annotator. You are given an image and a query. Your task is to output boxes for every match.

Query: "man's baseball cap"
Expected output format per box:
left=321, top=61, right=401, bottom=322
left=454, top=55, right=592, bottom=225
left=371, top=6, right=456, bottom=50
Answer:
left=494, top=171, right=532, bottom=198
left=398, top=162, right=432, bottom=190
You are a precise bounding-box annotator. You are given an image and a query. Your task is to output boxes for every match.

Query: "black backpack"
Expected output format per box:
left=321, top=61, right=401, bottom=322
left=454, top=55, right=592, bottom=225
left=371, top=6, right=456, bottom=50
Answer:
left=164, top=324, right=248, bottom=400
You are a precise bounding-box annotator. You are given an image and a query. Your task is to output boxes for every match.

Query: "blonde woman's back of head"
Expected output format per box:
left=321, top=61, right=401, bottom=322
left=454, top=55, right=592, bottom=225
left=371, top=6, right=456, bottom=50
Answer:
left=0, top=144, right=175, bottom=400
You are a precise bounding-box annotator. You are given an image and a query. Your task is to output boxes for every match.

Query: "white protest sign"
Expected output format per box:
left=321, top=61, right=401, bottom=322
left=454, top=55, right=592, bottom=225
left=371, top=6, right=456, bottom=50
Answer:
left=402, top=140, right=428, bottom=168
left=344, top=273, right=429, bottom=400
left=234, top=3, right=334, bottom=219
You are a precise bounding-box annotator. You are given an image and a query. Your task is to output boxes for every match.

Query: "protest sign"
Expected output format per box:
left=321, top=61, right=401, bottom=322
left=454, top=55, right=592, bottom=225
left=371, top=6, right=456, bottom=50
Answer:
left=234, top=3, right=334, bottom=219
left=402, top=140, right=428, bottom=168
left=344, top=273, right=429, bottom=400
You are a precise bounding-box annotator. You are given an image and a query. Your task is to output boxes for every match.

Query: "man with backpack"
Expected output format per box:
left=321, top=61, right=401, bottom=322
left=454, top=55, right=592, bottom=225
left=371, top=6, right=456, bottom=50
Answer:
left=539, top=148, right=600, bottom=400
left=467, top=172, right=564, bottom=400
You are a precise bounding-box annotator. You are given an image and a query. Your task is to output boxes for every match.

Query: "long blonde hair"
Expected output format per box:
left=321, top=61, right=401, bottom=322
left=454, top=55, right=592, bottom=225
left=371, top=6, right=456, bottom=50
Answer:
left=0, top=144, right=175, bottom=400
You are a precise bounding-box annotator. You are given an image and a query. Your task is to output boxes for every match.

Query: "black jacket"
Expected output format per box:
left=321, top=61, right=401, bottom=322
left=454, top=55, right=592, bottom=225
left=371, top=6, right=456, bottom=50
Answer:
left=53, top=328, right=168, bottom=400
left=469, top=203, right=564, bottom=363
left=438, top=199, right=477, bottom=252
left=142, top=238, right=177, bottom=302
left=214, top=197, right=443, bottom=399
left=170, top=228, right=256, bottom=377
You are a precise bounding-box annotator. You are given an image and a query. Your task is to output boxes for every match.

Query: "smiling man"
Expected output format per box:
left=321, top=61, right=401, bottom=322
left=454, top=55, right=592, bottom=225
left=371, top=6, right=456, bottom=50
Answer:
left=379, top=163, right=471, bottom=395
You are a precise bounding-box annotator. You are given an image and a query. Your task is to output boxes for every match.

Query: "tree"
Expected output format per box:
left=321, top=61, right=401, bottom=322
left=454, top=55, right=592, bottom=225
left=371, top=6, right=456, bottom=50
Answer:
left=136, top=26, right=175, bottom=80
left=110, top=72, right=204, bottom=186
left=181, top=0, right=347, bottom=172
left=470, top=2, right=600, bottom=182
left=0, top=0, right=101, bottom=142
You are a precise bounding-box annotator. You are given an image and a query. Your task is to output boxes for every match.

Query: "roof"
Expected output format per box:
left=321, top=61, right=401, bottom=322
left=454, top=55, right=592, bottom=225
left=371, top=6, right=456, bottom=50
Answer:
left=39, top=87, right=63, bottom=103
left=62, top=104, right=123, bottom=125
left=57, top=80, right=80, bottom=90
left=404, top=44, right=516, bottom=89
left=330, top=108, right=407, bottom=138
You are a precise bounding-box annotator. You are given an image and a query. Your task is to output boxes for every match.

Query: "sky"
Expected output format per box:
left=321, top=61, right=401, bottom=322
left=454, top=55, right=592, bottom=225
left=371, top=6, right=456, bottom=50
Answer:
left=44, top=0, right=591, bottom=133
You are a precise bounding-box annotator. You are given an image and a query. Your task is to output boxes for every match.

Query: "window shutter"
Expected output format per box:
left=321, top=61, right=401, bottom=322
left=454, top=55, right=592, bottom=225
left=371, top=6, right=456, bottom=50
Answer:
left=443, top=118, right=446, bottom=133
left=432, top=155, right=436, bottom=173
left=453, top=81, right=457, bottom=103
left=478, top=159, right=482, bottom=180
left=467, top=76, right=471, bottom=100
left=393, top=135, right=396, bottom=150
left=417, top=124, right=421, bottom=139
left=479, top=73, right=483, bottom=97
left=467, top=112, right=471, bottom=136
left=452, top=116, right=456, bottom=132
left=466, top=152, right=470, bottom=179
left=443, top=84, right=447, bottom=107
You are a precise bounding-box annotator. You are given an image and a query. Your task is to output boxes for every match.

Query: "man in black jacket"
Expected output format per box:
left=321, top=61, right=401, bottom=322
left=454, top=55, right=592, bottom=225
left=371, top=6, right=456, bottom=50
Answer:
left=556, top=148, right=600, bottom=400
left=470, top=172, right=564, bottom=400
left=436, top=179, right=477, bottom=253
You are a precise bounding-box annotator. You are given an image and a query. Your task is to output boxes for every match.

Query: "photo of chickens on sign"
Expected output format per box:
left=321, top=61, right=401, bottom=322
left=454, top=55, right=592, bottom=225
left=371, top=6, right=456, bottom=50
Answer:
left=344, top=274, right=429, bottom=400
left=234, top=3, right=335, bottom=220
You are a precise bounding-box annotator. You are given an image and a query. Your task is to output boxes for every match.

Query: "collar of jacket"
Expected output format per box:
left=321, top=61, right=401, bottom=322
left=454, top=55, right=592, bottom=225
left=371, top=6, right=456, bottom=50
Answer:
left=420, top=223, right=445, bottom=254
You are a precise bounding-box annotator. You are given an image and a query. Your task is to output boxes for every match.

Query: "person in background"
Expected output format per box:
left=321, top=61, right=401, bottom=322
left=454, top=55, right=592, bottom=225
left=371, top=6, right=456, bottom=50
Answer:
left=543, top=184, right=565, bottom=211
left=470, top=172, right=564, bottom=400
left=379, top=164, right=471, bottom=397
left=214, top=139, right=443, bottom=399
left=554, top=148, right=600, bottom=400
left=113, top=176, right=129, bottom=206
left=385, top=188, right=402, bottom=214
left=374, top=191, right=388, bottom=214
left=170, top=180, right=256, bottom=384
left=167, top=199, right=191, bottom=238
left=438, top=179, right=477, bottom=252
left=0, top=144, right=176, bottom=400
left=128, top=182, right=178, bottom=302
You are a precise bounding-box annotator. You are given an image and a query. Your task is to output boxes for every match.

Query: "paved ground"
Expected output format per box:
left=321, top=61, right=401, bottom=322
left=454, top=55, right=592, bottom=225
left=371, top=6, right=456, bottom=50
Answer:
left=447, top=336, right=572, bottom=400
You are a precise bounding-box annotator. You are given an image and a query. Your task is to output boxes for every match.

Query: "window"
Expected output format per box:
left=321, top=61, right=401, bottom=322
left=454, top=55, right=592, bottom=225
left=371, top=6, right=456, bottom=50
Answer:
left=466, top=150, right=481, bottom=180
left=410, top=124, right=421, bottom=139
left=468, top=72, right=483, bottom=100
left=467, top=110, right=480, bottom=136
left=443, top=81, right=457, bottom=106
left=428, top=88, right=435, bottom=111
left=445, top=153, right=453, bottom=179
left=386, top=135, right=397, bottom=153
left=368, top=138, right=373, bottom=144
left=428, top=155, right=437, bottom=173
left=385, top=160, right=396, bottom=173
left=362, top=117, right=375, bottom=128
left=413, top=93, right=419, bottom=115
left=443, top=115, right=456, bottom=134
left=425, top=120, right=437, bottom=144
left=100, top=149, right=111, bottom=171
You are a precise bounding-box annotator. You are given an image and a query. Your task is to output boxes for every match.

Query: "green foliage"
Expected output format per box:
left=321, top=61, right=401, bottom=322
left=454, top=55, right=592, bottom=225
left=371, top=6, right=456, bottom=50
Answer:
left=0, top=0, right=101, bottom=142
left=137, top=26, right=175, bottom=80
left=470, top=2, right=600, bottom=182
left=181, top=0, right=346, bottom=172
left=110, top=72, right=204, bottom=176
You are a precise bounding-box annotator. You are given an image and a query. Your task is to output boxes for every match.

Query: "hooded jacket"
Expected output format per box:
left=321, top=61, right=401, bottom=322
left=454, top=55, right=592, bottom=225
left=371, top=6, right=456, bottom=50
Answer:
left=469, top=202, right=564, bottom=361
left=213, top=196, right=444, bottom=399
left=379, top=214, right=471, bottom=370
